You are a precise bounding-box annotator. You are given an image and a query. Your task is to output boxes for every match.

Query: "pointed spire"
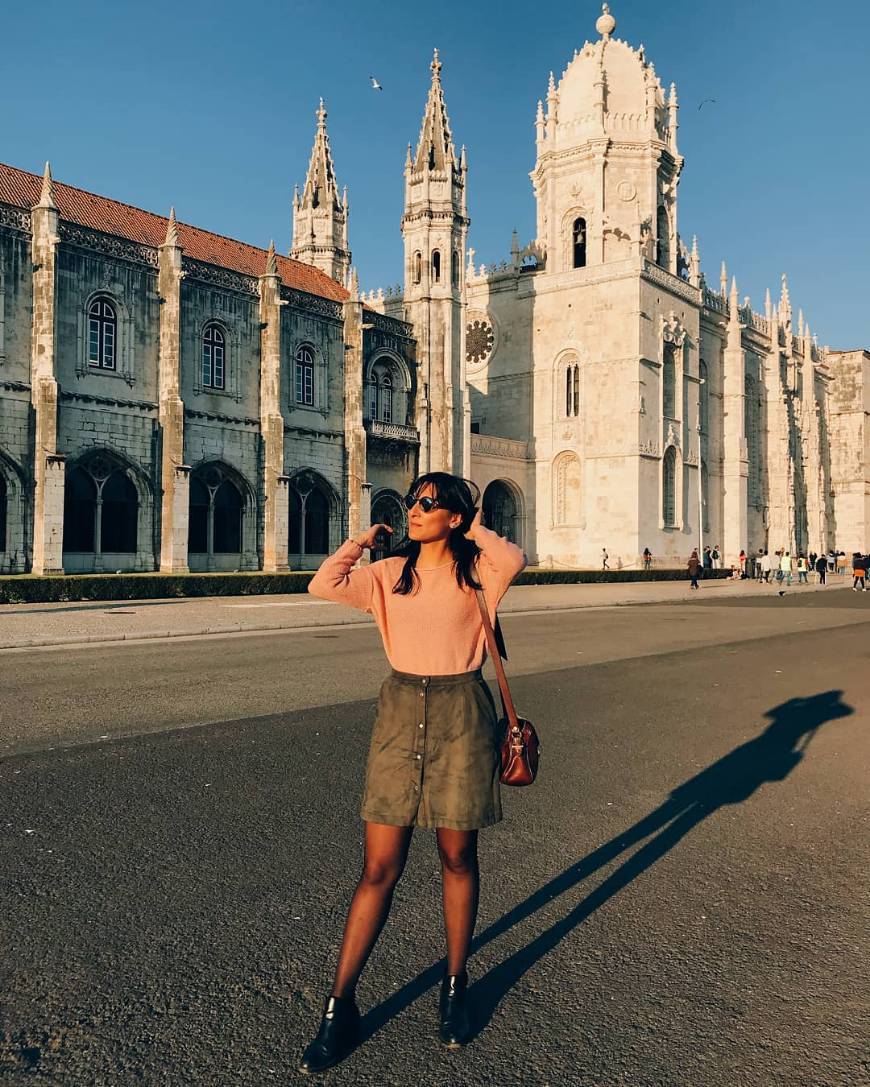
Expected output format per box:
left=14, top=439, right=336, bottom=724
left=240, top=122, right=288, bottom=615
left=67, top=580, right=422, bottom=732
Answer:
left=412, top=48, right=458, bottom=173
left=349, top=266, right=359, bottom=301
left=300, top=97, right=341, bottom=211
left=37, top=161, right=57, bottom=210
left=765, top=287, right=772, bottom=320
left=163, top=206, right=179, bottom=247
left=264, top=239, right=278, bottom=276
left=720, top=260, right=728, bottom=298
left=689, top=235, right=700, bottom=287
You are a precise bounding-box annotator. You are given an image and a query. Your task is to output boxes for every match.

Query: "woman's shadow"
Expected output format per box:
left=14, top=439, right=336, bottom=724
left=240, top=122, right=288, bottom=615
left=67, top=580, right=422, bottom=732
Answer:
left=359, top=689, right=853, bottom=1042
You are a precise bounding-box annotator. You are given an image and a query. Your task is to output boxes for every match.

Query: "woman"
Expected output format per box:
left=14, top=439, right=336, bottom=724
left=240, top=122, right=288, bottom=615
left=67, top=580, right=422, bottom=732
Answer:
left=687, top=549, right=701, bottom=590
left=851, top=551, right=866, bottom=591
left=298, top=472, right=526, bottom=1073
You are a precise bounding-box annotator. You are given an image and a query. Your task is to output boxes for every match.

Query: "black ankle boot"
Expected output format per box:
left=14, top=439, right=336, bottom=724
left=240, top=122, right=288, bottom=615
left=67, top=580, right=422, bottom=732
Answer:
left=298, top=994, right=361, bottom=1074
left=438, top=970, right=472, bottom=1047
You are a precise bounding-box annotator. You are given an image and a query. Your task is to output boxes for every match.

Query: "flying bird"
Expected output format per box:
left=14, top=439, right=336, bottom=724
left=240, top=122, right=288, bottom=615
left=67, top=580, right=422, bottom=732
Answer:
left=370, top=76, right=383, bottom=91
left=697, top=97, right=716, bottom=111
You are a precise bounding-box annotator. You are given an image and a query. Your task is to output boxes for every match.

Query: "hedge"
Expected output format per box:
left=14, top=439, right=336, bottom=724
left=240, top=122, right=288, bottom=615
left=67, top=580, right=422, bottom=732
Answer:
left=0, top=566, right=732, bottom=604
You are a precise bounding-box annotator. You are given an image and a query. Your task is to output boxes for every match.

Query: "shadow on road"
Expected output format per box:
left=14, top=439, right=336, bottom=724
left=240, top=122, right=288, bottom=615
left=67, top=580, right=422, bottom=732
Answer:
left=358, top=689, right=853, bottom=1043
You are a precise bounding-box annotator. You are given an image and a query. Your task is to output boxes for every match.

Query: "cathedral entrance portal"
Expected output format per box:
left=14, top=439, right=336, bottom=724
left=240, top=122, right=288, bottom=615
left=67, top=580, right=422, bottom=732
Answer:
left=482, top=480, right=522, bottom=545
left=370, top=490, right=406, bottom=561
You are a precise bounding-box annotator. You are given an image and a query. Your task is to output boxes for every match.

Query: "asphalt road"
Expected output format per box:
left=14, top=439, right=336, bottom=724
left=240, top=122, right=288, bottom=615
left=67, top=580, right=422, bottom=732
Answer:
left=1, top=592, right=867, bottom=1086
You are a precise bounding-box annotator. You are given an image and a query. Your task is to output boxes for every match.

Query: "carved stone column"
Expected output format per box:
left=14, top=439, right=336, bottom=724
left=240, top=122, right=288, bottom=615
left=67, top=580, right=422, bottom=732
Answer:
left=722, top=279, right=748, bottom=563
left=343, top=271, right=367, bottom=541
left=259, top=243, right=289, bottom=572
left=30, top=164, right=65, bottom=575
left=158, top=209, right=190, bottom=572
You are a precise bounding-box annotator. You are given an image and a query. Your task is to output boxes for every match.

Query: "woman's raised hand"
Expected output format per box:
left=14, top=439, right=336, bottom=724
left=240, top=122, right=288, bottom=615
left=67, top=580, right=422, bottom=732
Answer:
left=463, top=507, right=483, bottom=539
left=353, top=523, right=394, bottom=550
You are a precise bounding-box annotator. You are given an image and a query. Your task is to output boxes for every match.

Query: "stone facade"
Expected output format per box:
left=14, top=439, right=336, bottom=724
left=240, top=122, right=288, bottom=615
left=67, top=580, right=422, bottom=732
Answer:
left=0, top=150, right=416, bottom=573
left=363, top=4, right=864, bottom=568
left=0, top=3, right=865, bottom=575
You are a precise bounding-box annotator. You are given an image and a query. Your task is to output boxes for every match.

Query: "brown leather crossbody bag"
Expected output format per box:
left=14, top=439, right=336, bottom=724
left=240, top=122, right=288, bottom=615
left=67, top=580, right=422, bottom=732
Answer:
left=474, top=589, right=541, bottom=786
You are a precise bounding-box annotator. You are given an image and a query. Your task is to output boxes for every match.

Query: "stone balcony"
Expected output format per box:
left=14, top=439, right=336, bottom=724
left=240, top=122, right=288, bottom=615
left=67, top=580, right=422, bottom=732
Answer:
left=363, top=418, right=420, bottom=444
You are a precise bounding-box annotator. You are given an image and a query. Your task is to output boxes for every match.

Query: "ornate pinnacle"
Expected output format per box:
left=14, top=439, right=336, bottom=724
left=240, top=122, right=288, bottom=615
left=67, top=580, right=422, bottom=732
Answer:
left=316, top=98, right=327, bottom=127
left=37, top=161, right=57, bottom=210
left=431, top=47, right=442, bottom=79
left=265, top=240, right=278, bottom=276
left=163, top=206, right=179, bottom=247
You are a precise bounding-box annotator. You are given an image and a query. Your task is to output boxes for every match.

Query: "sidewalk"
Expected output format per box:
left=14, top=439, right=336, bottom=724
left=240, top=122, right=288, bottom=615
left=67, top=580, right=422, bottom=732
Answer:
left=0, top=573, right=847, bottom=650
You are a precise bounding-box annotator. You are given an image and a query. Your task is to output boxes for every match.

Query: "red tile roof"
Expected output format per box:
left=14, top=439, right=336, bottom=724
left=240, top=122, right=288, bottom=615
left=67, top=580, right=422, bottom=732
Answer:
left=0, top=162, right=349, bottom=303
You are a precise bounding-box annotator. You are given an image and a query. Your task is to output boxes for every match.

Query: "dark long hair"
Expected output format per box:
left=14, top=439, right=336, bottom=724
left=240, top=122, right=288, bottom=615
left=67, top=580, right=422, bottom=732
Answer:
left=391, top=472, right=482, bottom=595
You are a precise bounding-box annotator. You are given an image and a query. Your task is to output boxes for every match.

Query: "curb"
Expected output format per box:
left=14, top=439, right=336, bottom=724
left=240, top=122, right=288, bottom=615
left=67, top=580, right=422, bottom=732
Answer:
left=0, top=581, right=847, bottom=651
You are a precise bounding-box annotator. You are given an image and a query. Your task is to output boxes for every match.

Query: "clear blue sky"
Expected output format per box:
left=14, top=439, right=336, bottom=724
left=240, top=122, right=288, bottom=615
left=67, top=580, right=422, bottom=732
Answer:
left=5, top=0, right=868, bottom=348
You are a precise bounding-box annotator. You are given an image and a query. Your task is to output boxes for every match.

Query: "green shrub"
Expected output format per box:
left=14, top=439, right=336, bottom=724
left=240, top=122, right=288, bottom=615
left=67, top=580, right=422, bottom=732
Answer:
left=0, top=566, right=731, bottom=604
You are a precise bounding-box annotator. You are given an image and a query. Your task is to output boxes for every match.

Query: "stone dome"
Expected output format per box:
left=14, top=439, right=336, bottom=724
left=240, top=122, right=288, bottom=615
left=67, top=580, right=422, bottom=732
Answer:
left=547, top=12, right=668, bottom=145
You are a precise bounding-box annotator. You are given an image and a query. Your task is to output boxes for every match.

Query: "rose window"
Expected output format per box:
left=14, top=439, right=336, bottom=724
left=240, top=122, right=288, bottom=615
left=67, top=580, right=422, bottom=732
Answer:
left=466, top=319, right=494, bottom=366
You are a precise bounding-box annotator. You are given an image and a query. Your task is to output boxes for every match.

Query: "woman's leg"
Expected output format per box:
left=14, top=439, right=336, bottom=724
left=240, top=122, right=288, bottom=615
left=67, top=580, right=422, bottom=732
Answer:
left=436, top=828, right=480, bottom=976
left=330, top=821, right=413, bottom=999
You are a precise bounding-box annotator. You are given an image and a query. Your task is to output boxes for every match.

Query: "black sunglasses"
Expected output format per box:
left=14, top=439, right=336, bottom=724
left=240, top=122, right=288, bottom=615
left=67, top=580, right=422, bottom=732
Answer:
left=403, top=493, right=443, bottom=513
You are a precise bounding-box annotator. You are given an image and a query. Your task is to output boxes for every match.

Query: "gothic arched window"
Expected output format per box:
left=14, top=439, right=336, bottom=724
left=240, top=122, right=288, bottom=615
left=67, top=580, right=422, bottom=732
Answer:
left=202, top=324, right=225, bottom=390
left=100, top=470, right=138, bottom=553
left=663, top=345, right=676, bottom=420
left=452, top=250, right=460, bottom=287
left=295, top=345, right=315, bottom=406
left=88, top=297, right=117, bottom=369
left=572, top=218, right=587, bottom=269
left=213, top=479, right=243, bottom=553
left=188, top=465, right=245, bottom=557
left=662, top=447, right=677, bottom=527
left=0, top=473, right=6, bottom=553
left=432, top=250, right=441, bottom=283
left=565, top=363, right=580, bottom=418
left=379, top=374, right=393, bottom=423
left=553, top=452, right=581, bottom=525
left=289, top=471, right=332, bottom=559
left=699, top=359, right=709, bottom=436
left=656, top=204, right=669, bottom=267
left=63, top=460, right=138, bottom=555
left=413, top=251, right=422, bottom=285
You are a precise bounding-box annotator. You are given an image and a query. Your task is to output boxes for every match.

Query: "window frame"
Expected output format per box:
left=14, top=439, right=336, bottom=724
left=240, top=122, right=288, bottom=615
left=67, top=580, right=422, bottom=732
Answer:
left=201, top=324, right=226, bottom=390
left=88, top=297, right=117, bottom=370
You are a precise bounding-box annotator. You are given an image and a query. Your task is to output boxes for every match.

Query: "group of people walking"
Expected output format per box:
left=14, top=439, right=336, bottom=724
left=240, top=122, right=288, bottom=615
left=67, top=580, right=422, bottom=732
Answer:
left=686, top=546, right=864, bottom=590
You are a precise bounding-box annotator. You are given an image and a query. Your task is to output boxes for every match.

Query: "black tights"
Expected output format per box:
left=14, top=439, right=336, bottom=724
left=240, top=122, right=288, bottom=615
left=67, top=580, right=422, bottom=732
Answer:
left=330, top=821, right=479, bottom=999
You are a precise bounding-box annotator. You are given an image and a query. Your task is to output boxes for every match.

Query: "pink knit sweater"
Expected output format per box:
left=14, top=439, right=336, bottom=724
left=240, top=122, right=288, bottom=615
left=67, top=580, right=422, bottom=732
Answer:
left=307, top=523, right=527, bottom=675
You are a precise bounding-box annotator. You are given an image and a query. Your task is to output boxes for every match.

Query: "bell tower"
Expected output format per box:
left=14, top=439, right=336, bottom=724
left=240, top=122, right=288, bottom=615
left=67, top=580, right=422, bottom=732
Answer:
left=291, top=99, right=351, bottom=285
left=401, top=49, right=469, bottom=474
left=530, top=3, right=683, bottom=275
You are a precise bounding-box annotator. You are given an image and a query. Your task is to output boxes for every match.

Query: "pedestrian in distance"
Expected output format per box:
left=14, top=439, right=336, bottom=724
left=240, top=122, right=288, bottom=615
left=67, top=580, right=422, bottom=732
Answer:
left=797, top=554, right=808, bottom=584
left=711, top=545, right=721, bottom=570
left=815, top=553, right=827, bottom=585
left=301, top=472, right=527, bottom=1073
left=739, top=549, right=747, bottom=579
left=760, top=549, right=772, bottom=583
left=688, top=549, right=701, bottom=590
left=642, top=547, right=652, bottom=571
left=852, top=551, right=866, bottom=591
left=779, top=550, right=793, bottom=586
left=602, top=547, right=609, bottom=571
left=702, top=546, right=712, bottom=575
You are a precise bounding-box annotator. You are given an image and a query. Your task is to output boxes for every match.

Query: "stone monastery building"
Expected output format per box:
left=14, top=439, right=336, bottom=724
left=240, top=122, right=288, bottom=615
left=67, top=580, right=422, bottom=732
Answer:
left=0, top=3, right=867, bottom=576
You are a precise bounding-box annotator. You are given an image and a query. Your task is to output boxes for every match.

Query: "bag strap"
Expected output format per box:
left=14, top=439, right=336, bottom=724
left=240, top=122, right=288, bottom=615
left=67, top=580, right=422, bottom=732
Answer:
left=475, top=588, right=520, bottom=731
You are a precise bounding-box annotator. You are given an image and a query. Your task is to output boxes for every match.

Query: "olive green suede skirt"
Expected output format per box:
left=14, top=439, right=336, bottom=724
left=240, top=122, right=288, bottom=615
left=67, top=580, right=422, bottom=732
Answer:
left=361, top=668, right=503, bottom=831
